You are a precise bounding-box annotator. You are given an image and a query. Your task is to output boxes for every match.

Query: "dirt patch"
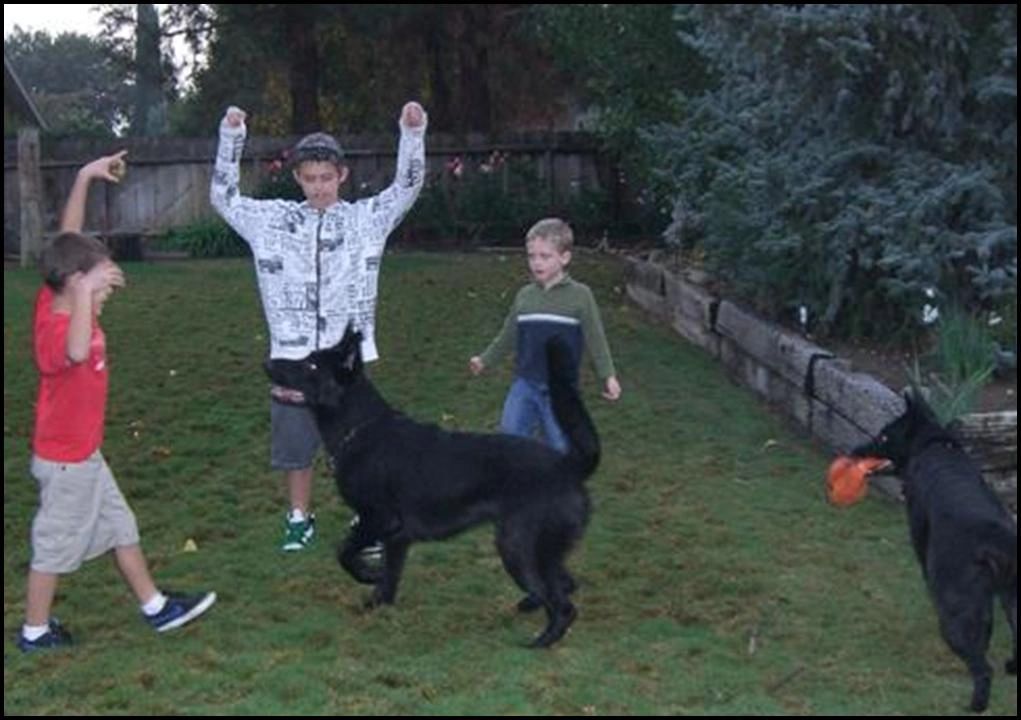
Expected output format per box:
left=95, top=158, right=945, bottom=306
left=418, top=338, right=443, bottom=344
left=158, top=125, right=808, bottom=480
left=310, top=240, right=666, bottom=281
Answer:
left=827, top=339, right=1016, bottom=414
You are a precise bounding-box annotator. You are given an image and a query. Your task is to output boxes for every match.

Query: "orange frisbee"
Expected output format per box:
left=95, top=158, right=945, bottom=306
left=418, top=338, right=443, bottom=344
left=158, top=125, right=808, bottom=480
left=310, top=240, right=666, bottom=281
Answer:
left=827, top=456, right=890, bottom=507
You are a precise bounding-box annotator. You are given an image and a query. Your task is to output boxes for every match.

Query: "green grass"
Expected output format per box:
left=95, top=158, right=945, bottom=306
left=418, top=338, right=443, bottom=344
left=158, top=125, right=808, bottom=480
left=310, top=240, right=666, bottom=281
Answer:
left=4, top=253, right=1016, bottom=715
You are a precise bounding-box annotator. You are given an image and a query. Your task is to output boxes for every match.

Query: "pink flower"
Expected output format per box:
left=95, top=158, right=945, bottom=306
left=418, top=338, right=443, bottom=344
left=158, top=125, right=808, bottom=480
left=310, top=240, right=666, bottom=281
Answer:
left=446, top=157, right=464, bottom=178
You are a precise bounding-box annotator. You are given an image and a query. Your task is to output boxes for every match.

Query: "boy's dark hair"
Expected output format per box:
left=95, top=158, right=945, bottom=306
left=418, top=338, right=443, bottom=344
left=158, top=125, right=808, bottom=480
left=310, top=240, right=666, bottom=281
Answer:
left=39, top=232, right=111, bottom=291
left=291, top=132, right=344, bottom=167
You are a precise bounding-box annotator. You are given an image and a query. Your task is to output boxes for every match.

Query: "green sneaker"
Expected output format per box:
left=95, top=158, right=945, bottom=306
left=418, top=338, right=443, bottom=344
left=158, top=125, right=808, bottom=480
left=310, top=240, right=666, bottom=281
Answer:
left=281, top=512, right=316, bottom=552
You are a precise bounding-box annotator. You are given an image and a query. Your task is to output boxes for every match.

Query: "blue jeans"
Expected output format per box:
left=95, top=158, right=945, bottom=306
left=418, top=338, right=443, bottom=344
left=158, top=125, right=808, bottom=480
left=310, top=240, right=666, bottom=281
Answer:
left=500, top=377, right=569, bottom=453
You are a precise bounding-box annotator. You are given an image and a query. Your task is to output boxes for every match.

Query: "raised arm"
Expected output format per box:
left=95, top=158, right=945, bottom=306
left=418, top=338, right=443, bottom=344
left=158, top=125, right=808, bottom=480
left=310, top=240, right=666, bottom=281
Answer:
left=395, top=101, right=427, bottom=203
left=60, top=151, right=127, bottom=233
left=362, top=102, right=428, bottom=250
left=209, top=106, right=278, bottom=243
left=63, top=261, right=125, bottom=362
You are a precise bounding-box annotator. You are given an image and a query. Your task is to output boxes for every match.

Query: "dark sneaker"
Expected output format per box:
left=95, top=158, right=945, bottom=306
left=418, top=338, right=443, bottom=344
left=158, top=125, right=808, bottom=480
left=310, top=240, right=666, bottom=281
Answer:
left=146, top=591, right=217, bottom=633
left=18, top=619, right=73, bottom=653
left=282, top=512, right=316, bottom=552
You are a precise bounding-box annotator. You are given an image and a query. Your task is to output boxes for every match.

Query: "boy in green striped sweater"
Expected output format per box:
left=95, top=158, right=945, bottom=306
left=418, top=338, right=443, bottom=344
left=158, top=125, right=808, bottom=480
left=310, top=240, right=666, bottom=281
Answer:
left=469, top=218, right=621, bottom=451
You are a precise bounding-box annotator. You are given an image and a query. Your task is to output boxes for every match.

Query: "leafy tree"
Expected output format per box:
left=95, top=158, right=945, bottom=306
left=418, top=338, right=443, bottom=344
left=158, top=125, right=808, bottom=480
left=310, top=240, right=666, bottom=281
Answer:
left=173, top=4, right=384, bottom=135
left=172, top=4, right=574, bottom=136
left=530, top=5, right=709, bottom=187
left=4, top=26, right=128, bottom=137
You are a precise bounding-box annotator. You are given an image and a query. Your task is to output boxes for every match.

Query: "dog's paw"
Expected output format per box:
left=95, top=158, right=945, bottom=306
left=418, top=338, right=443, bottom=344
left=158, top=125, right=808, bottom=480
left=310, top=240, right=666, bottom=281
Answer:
left=364, top=587, right=395, bottom=610
left=968, top=678, right=992, bottom=714
left=527, top=604, right=578, bottom=649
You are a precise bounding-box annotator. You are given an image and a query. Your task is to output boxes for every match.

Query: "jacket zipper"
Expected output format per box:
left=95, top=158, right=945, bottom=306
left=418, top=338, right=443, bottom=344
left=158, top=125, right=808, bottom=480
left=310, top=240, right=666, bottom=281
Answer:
left=315, top=210, right=324, bottom=350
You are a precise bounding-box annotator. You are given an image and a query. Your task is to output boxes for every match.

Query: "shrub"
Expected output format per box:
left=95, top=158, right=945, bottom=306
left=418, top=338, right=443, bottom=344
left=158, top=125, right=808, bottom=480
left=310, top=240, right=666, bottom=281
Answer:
left=157, top=219, right=249, bottom=258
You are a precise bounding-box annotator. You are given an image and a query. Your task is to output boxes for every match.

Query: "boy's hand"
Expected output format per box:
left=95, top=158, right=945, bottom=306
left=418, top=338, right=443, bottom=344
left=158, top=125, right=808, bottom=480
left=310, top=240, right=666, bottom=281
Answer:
left=469, top=356, right=485, bottom=376
left=400, top=102, right=427, bottom=129
left=602, top=375, right=622, bottom=401
left=80, top=151, right=128, bottom=184
left=61, top=152, right=127, bottom=232
left=223, top=105, right=247, bottom=129
left=72, top=259, right=126, bottom=295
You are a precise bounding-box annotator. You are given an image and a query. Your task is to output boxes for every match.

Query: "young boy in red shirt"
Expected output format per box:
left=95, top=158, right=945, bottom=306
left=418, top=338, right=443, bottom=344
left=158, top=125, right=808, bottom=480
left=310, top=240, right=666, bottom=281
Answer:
left=19, top=153, right=216, bottom=652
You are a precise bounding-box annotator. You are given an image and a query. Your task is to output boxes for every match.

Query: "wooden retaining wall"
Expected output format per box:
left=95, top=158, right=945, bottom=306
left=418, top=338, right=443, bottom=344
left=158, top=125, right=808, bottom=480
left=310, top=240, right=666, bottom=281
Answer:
left=626, top=258, right=1017, bottom=511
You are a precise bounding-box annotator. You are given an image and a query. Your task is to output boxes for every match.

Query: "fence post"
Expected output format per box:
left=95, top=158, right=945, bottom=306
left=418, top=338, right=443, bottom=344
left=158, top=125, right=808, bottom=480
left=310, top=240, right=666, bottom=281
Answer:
left=18, top=127, right=44, bottom=267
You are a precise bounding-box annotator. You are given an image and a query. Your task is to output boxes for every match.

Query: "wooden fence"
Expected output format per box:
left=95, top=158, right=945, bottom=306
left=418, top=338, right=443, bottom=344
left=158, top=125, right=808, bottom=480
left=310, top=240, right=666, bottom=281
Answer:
left=4, top=132, right=621, bottom=256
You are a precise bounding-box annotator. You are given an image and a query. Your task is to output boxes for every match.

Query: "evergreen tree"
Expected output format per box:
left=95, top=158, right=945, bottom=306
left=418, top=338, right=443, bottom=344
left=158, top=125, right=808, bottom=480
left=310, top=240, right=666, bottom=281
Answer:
left=653, top=4, right=1016, bottom=339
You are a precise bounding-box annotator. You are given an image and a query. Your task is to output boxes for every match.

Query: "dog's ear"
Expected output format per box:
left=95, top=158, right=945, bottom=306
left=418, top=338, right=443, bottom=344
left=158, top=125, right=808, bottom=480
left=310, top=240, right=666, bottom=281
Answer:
left=339, top=322, right=364, bottom=370
left=340, top=338, right=362, bottom=375
left=321, top=326, right=360, bottom=376
left=902, top=387, right=938, bottom=421
left=336, top=322, right=365, bottom=352
left=319, top=322, right=366, bottom=380
left=902, top=388, right=924, bottom=419
left=910, top=391, right=942, bottom=426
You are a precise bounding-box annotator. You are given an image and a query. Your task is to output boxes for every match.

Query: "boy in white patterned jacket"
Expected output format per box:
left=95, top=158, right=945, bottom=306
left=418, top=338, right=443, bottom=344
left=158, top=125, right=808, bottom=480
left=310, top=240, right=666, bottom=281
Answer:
left=211, top=102, right=427, bottom=551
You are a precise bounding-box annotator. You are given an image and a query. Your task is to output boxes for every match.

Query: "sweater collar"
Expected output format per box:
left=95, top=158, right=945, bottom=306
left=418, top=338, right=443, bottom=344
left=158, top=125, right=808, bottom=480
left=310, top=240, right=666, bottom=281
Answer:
left=535, top=273, right=572, bottom=292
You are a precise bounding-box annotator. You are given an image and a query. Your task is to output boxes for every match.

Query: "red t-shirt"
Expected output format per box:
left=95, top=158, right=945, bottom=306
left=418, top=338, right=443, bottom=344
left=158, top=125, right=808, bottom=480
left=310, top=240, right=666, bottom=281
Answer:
left=32, top=286, right=108, bottom=462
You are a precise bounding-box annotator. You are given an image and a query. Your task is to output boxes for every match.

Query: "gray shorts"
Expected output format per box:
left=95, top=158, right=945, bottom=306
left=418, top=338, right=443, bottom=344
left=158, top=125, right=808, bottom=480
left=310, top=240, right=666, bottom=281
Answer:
left=270, top=398, right=322, bottom=470
left=30, top=452, right=141, bottom=574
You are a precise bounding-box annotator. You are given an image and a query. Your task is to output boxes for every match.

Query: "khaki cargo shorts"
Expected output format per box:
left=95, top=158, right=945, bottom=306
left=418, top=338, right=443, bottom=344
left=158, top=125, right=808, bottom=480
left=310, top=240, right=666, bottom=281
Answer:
left=30, top=452, right=140, bottom=573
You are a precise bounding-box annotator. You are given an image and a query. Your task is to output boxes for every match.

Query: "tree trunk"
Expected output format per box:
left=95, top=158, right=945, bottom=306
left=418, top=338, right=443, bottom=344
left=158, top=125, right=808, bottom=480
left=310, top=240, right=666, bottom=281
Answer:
left=456, top=7, right=492, bottom=134
left=285, top=11, right=321, bottom=134
left=425, top=13, right=453, bottom=132
left=132, top=3, right=168, bottom=136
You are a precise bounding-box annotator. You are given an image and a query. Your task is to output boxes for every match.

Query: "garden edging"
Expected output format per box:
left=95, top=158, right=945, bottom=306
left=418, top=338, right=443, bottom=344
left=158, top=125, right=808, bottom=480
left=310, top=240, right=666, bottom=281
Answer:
left=626, top=257, right=1017, bottom=512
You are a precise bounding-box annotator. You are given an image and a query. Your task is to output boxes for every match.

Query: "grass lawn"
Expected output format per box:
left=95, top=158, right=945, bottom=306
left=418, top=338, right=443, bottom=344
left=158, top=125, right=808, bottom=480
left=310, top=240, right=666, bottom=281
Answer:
left=3, top=252, right=1016, bottom=715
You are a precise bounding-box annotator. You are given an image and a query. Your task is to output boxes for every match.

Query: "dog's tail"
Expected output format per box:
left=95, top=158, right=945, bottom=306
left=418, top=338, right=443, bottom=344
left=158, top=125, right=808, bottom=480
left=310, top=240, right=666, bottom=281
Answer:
left=546, top=337, right=601, bottom=478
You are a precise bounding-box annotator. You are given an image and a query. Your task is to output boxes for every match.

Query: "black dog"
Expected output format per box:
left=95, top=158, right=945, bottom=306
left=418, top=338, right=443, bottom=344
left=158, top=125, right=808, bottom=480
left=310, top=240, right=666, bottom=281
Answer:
left=265, top=327, right=599, bottom=648
left=852, top=392, right=1017, bottom=712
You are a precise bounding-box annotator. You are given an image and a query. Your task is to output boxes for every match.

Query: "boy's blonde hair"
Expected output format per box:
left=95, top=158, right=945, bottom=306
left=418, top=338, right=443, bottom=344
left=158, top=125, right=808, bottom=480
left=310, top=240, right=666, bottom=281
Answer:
left=526, top=218, right=574, bottom=253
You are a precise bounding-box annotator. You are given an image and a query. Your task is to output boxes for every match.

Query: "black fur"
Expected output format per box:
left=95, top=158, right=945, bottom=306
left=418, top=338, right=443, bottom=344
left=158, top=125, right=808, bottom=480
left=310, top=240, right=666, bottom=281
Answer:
left=853, top=393, right=1017, bottom=712
left=265, top=327, right=599, bottom=648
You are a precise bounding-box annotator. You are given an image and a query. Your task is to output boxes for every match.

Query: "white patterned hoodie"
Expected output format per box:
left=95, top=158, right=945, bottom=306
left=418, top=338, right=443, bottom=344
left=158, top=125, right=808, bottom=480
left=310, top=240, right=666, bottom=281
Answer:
left=210, top=115, right=426, bottom=362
